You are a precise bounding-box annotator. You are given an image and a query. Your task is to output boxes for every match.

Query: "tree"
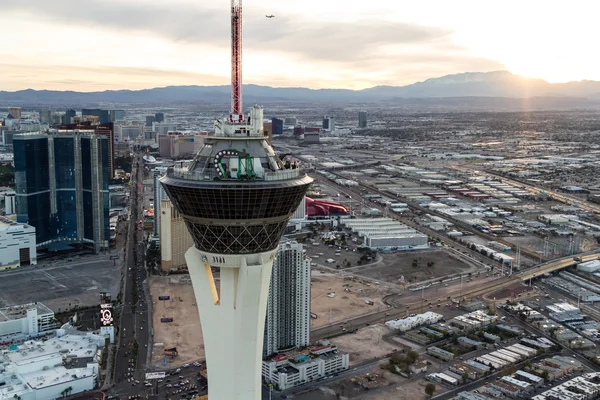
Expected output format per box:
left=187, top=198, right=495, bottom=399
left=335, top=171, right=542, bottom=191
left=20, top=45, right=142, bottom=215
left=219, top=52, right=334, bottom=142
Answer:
left=406, top=351, right=419, bottom=364
left=462, top=372, right=469, bottom=384
left=425, top=383, right=436, bottom=397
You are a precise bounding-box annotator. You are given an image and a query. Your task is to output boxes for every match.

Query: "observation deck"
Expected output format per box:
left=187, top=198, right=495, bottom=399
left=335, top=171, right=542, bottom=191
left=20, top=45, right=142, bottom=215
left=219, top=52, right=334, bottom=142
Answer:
left=160, top=121, right=312, bottom=255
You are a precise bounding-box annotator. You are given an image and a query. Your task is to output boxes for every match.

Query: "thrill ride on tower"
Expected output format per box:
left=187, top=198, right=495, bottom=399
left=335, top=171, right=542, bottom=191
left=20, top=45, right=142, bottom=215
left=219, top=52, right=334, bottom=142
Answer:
left=159, top=1, right=312, bottom=399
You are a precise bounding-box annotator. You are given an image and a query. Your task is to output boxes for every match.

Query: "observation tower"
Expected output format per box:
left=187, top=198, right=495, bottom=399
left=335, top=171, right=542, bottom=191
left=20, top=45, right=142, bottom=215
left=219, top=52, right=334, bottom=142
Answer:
left=160, top=0, right=312, bottom=398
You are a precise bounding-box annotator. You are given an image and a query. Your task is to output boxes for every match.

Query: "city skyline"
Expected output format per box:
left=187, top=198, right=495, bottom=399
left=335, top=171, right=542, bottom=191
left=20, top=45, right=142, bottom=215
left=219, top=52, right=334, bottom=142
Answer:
left=3, top=0, right=599, bottom=91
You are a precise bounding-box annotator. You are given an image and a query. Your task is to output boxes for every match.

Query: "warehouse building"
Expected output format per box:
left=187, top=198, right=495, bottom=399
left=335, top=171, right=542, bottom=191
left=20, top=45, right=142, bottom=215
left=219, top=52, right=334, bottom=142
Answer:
left=427, top=346, right=454, bottom=361
left=342, top=218, right=429, bottom=250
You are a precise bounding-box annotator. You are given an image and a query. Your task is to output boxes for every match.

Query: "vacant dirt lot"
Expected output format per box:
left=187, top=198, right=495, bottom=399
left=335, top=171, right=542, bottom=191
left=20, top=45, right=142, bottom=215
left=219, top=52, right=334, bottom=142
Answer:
left=347, top=248, right=475, bottom=285
left=149, top=275, right=205, bottom=368
left=329, top=324, right=401, bottom=365
left=311, top=271, right=395, bottom=328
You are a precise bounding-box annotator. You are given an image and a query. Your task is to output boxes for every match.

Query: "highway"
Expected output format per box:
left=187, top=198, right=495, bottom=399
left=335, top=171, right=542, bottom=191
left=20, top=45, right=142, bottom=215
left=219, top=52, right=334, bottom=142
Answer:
left=113, top=153, right=151, bottom=388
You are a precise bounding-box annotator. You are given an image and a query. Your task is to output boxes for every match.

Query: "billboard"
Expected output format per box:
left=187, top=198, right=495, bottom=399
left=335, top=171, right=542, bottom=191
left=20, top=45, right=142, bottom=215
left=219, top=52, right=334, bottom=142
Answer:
left=100, top=304, right=113, bottom=326
left=145, top=372, right=166, bottom=380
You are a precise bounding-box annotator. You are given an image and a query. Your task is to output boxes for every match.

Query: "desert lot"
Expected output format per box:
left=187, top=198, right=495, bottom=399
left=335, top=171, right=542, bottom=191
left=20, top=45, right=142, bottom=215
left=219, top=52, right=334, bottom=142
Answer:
left=149, top=275, right=205, bottom=368
left=310, top=271, right=397, bottom=328
left=149, top=271, right=400, bottom=365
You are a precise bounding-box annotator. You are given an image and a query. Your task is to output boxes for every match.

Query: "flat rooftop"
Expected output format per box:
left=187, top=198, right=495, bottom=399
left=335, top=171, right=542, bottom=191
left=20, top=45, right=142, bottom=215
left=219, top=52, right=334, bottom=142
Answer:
left=2, top=335, right=99, bottom=365
left=0, top=302, right=53, bottom=322
left=22, top=366, right=94, bottom=389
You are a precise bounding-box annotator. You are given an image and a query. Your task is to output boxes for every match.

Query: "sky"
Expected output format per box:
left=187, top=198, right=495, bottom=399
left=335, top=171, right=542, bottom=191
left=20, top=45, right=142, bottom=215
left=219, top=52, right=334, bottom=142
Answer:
left=2, top=0, right=600, bottom=91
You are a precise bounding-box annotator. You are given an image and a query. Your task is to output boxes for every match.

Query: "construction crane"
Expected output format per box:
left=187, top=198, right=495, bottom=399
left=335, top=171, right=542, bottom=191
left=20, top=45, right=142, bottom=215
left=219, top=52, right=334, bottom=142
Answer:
left=230, top=0, right=243, bottom=123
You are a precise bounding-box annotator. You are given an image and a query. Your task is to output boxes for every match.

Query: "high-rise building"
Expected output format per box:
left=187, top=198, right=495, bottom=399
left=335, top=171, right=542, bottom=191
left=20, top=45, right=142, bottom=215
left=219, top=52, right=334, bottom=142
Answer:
left=159, top=199, right=194, bottom=272
left=58, top=122, right=115, bottom=179
left=64, top=109, right=77, bottom=124
left=81, top=109, right=109, bottom=124
left=358, top=111, right=367, bottom=128
left=155, top=112, right=165, bottom=123
left=323, top=116, right=334, bottom=131
left=272, top=117, right=283, bottom=135
left=13, top=131, right=109, bottom=252
left=8, top=107, right=21, bottom=120
left=145, top=116, right=155, bottom=127
left=110, top=110, right=126, bottom=122
left=39, top=109, right=52, bottom=124
left=118, top=124, right=144, bottom=141
left=154, top=122, right=178, bottom=136
left=263, top=241, right=311, bottom=358
left=158, top=133, right=204, bottom=158
left=153, top=167, right=169, bottom=237
left=284, top=117, right=297, bottom=126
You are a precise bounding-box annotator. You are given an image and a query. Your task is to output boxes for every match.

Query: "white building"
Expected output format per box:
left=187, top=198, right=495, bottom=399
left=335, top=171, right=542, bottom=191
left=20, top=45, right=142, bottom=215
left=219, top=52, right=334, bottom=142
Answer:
left=0, top=216, right=37, bottom=270
left=117, top=124, right=144, bottom=141
left=0, top=333, right=102, bottom=400
left=386, top=312, right=443, bottom=332
left=0, top=303, right=54, bottom=340
left=262, top=345, right=349, bottom=390
left=153, top=167, right=169, bottom=237
left=263, top=241, right=311, bottom=357
left=4, top=190, right=16, bottom=215
left=290, top=196, right=306, bottom=221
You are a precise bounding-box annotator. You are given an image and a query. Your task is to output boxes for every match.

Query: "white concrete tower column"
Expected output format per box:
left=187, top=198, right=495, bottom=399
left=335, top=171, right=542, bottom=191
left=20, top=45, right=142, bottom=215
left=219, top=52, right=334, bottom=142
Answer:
left=185, top=246, right=278, bottom=400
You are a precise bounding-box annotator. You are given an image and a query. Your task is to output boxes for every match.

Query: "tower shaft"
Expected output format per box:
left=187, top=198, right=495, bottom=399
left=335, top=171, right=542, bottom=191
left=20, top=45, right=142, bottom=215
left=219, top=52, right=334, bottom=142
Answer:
left=186, top=247, right=276, bottom=400
left=230, top=0, right=243, bottom=122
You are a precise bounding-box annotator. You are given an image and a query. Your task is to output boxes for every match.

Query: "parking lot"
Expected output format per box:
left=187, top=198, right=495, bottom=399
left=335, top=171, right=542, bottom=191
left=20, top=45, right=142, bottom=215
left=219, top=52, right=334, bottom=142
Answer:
left=0, top=254, right=122, bottom=311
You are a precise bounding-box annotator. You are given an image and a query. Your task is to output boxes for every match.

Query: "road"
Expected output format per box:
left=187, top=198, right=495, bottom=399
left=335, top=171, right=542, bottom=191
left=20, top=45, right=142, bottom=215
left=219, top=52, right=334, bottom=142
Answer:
left=113, top=153, right=152, bottom=388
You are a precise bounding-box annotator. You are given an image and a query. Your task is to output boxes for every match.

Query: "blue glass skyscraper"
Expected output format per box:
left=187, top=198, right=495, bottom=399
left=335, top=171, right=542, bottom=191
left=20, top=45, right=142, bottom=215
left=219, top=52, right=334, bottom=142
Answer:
left=14, top=131, right=110, bottom=253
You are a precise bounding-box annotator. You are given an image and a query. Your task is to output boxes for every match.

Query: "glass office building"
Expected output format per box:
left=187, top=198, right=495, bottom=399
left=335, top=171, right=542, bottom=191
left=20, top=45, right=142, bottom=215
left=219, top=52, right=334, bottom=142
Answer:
left=14, top=132, right=110, bottom=253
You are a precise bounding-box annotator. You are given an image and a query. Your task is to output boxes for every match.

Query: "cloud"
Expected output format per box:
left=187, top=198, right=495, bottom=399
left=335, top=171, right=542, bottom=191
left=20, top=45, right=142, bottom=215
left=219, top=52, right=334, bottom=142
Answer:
left=5, top=0, right=451, bottom=62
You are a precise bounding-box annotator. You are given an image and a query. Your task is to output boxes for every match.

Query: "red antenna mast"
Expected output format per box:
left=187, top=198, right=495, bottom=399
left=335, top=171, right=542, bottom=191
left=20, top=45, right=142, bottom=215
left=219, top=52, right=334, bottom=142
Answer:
left=230, top=0, right=243, bottom=123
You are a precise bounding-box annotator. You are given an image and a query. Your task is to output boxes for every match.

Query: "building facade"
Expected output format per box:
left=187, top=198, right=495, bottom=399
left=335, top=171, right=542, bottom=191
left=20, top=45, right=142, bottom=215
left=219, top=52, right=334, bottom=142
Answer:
left=272, top=118, right=283, bottom=135
left=63, top=109, right=76, bottom=124
left=358, top=111, right=367, bottom=128
left=262, top=346, right=349, bottom=390
left=322, top=116, right=334, bottom=131
left=158, top=133, right=204, bottom=158
left=81, top=109, right=109, bottom=124
left=159, top=199, right=194, bottom=272
left=263, top=241, right=311, bottom=358
left=4, top=190, right=16, bottom=215
left=14, top=132, right=110, bottom=252
left=155, top=112, right=165, bottom=123
left=8, top=107, right=22, bottom=120
left=110, top=110, right=126, bottom=122
left=0, top=216, right=36, bottom=269
left=118, top=124, right=144, bottom=141
left=153, top=167, right=169, bottom=237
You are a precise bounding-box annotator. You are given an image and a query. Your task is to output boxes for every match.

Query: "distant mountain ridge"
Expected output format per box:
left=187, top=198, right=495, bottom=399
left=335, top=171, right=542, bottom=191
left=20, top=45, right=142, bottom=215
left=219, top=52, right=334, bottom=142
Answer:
left=2, top=71, right=600, bottom=105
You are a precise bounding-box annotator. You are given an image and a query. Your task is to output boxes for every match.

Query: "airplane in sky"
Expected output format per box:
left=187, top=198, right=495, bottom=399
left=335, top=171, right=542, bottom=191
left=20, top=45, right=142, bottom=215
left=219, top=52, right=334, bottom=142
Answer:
left=265, top=15, right=275, bottom=18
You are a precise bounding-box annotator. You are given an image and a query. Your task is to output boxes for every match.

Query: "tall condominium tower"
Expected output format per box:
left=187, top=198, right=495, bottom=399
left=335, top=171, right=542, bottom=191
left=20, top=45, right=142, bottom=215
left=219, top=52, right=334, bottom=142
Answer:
left=358, top=110, right=367, bottom=128
left=13, top=132, right=110, bottom=253
left=159, top=2, right=312, bottom=398
left=263, top=241, right=311, bottom=358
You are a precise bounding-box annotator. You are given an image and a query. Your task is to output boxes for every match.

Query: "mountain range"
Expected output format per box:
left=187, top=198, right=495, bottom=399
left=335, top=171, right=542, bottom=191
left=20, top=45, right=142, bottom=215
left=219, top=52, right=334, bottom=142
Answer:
left=2, top=71, right=600, bottom=106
